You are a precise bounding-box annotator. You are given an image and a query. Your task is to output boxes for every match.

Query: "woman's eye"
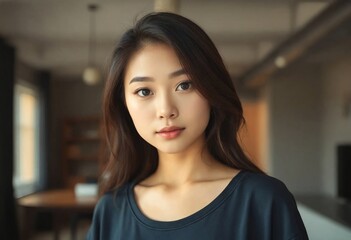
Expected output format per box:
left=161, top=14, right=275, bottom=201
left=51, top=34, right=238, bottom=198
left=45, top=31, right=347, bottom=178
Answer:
left=136, top=89, right=151, bottom=97
left=176, top=81, right=192, bottom=91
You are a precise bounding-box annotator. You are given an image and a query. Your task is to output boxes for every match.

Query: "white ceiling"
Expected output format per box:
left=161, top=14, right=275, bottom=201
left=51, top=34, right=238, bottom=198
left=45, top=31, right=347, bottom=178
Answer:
left=0, top=0, right=332, bottom=80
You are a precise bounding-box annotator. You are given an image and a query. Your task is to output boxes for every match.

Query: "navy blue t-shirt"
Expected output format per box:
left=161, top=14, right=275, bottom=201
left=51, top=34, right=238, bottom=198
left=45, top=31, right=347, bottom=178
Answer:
left=86, top=171, right=308, bottom=239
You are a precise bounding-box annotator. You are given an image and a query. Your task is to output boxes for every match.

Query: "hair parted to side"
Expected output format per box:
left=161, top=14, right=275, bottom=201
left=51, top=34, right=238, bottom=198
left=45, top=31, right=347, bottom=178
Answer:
left=101, top=12, right=263, bottom=193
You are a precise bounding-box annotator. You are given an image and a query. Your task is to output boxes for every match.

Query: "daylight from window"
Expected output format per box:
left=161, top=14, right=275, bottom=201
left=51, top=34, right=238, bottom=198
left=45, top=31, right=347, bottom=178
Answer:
left=13, top=84, right=40, bottom=197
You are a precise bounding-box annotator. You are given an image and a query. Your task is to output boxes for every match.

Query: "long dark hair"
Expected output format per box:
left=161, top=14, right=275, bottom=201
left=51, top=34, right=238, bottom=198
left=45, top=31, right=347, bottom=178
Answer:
left=101, top=12, right=263, bottom=193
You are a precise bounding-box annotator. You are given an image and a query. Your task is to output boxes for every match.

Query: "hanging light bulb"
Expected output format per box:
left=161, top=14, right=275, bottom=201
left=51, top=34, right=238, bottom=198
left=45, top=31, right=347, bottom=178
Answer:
left=83, top=4, right=101, bottom=85
left=83, top=66, right=101, bottom=85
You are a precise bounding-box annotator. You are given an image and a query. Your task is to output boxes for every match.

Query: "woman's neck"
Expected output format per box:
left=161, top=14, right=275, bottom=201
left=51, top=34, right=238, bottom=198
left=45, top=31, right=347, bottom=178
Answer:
left=142, top=147, right=235, bottom=188
left=156, top=150, right=212, bottom=185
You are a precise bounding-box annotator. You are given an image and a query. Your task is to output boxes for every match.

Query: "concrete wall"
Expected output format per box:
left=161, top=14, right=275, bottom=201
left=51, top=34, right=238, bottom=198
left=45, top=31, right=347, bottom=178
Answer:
left=320, top=55, right=351, bottom=196
left=266, top=55, right=351, bottom=196
left=51, top=78, right=104, bottom=119
left=267, top=63, right=324, bottom=194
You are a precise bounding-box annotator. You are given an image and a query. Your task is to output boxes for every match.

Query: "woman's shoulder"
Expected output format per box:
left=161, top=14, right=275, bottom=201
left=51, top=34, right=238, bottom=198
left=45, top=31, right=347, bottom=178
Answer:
left=227, top=171, right=308, bottom=239
left=238, top=171, right=294, bottom=201
left=87, top=183, right=133, bottom=239
left=236, top=171, right=308, bottom=239
left=94, top=183, right=130, bottom=213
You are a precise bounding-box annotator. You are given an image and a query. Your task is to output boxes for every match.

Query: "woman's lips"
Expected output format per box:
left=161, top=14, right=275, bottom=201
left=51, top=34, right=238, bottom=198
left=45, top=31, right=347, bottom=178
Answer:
left=156, top=126, right=185, bottom=139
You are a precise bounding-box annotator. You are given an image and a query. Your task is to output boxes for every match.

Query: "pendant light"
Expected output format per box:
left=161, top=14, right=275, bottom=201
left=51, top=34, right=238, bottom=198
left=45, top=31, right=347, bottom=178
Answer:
left=83, top=4, right=101, bottom=85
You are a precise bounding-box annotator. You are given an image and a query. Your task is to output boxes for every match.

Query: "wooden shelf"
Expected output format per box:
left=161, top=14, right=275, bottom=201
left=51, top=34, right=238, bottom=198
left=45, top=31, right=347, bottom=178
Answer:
left=61, top=116, right=102, bottom=188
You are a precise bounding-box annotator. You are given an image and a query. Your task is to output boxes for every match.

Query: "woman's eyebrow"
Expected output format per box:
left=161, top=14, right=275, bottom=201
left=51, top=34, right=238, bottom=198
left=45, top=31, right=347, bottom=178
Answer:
left=169, top=69, right=186, bottom=79
left=129, top=69, right=186, bottom=84
left=129, top=76, right=153, bottom=85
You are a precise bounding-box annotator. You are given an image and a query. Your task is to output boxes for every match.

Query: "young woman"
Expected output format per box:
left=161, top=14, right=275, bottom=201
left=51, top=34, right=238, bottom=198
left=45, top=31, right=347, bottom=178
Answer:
left=87, top=12, right=308, bottom=240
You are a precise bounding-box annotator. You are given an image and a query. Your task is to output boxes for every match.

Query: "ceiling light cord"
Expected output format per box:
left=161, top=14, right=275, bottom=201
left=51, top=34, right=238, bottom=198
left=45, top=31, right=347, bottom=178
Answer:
left=83, top=4, right=101, bottom=86
left=88, top=4, right=98, bottom=67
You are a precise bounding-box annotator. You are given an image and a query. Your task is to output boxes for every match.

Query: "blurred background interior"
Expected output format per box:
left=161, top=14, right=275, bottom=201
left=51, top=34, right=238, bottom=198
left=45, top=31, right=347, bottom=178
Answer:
left=1, top=0, right=351, bottom=239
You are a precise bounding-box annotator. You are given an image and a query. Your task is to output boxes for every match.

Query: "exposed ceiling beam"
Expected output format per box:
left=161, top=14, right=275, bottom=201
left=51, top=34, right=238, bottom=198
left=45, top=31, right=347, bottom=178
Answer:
left=238, top=0, right=351, bottom=89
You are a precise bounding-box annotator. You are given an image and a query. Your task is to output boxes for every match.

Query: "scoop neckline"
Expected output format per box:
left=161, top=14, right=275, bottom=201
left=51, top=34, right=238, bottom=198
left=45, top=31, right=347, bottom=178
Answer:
left=127, top=170, right=246, bottom=230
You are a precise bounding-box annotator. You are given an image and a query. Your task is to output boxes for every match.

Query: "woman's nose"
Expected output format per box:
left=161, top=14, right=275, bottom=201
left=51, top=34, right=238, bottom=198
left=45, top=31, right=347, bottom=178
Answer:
left=157, top=94, right=178, bottom=119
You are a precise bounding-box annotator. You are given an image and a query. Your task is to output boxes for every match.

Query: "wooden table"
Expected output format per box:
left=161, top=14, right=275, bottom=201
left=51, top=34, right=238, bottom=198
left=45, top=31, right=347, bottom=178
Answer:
left=18, top=189, right=98, bottom=240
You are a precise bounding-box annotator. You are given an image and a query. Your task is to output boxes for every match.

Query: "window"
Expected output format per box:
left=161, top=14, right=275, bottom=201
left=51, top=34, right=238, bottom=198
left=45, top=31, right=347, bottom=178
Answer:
left=13, top=83, right=41, bottom=197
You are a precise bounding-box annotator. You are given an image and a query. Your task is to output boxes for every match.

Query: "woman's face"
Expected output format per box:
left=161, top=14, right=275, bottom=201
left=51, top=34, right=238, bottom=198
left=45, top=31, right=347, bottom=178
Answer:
left=124, top=43, right=210, bottom=155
